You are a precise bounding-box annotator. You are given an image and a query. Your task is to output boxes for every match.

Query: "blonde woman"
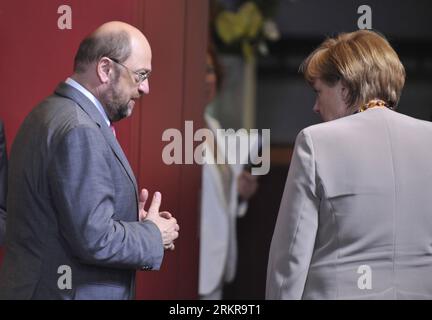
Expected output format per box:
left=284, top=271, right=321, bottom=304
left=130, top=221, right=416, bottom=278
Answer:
left=267, top=30, right=432, bottom=299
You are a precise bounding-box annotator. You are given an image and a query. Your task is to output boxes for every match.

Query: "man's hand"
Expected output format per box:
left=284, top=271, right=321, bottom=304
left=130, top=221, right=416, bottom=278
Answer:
left=140, top=189, right=179, bottom=250
left=238, top=170, right=258, bottom=201
left=139, top=189, right=150, bottom=221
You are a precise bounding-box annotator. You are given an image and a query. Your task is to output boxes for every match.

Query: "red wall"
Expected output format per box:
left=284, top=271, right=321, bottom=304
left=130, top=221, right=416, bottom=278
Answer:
left=0, top=0, right=207, bottom=299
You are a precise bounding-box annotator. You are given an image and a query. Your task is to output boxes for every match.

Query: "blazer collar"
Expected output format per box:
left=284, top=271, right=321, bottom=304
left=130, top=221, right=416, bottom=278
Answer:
left=54, top=82, right=138, bottom=195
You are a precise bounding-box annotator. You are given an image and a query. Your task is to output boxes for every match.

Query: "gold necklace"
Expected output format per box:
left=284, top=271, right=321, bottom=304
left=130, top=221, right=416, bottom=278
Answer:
left=359, top=99, right=388, bottom=112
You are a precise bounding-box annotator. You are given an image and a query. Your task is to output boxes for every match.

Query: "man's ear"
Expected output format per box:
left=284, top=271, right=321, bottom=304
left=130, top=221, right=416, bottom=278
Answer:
left=96, top=57, right=112, bottom=84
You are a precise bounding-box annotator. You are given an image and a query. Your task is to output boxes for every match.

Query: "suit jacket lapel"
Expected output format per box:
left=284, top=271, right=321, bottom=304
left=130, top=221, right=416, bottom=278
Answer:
left=54, top=82, right=139, bottom=197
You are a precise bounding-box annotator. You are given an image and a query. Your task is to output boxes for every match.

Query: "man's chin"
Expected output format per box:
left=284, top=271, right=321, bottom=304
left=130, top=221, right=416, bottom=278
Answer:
left=119, top=102, right=135, bottom=119
left=127, top=100, right=135, bottom=114
left=110, top=109, right=131, bottom=123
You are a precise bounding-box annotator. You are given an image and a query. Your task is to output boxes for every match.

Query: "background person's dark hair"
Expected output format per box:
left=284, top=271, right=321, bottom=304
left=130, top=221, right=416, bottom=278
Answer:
left=74, top=31, right=131, bottom=73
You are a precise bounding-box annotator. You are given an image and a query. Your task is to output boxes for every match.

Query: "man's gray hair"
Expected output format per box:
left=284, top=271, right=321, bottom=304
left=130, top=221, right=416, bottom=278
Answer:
left=73, top=30, right=131, bottom=73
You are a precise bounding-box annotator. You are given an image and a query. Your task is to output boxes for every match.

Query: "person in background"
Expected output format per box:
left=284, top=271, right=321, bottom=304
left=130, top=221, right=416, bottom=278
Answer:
left=0, top=120, right=7, bottom=246
left=267, top=29, right=432, bottom=299
left=0, top=21, right=179, bottom=300
left=199, top=42, right=258, bottom=300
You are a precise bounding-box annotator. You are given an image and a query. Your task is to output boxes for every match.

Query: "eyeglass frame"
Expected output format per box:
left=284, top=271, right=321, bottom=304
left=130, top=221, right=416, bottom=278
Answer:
left=108, top=57, right=151, bottom=84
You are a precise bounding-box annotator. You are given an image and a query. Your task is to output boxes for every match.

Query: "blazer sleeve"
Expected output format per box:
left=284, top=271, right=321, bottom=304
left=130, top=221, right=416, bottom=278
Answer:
left=266, top=129, right=319, bottom=299
left=48, top=126, right=163, bottom=270
left=0, top=121, right=7, bottom=246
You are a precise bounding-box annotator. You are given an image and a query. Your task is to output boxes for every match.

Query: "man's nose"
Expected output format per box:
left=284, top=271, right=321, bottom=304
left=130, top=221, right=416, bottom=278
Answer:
left=139, top=79, right=149, bottom=95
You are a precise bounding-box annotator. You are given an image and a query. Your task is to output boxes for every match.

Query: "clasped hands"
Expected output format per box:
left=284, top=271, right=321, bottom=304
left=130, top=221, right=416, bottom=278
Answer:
left=139, top=189, right=179, bottom=251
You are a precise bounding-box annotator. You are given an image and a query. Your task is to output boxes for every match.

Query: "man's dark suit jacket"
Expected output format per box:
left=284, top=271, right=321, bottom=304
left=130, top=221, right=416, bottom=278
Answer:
left=0, top=120, right=7, bottom=246
left=0, top=83, right=163, bottom=299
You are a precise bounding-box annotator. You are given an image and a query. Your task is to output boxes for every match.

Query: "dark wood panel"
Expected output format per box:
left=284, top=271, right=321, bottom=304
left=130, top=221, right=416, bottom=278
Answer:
left=134, top=0, right=207, bottom=300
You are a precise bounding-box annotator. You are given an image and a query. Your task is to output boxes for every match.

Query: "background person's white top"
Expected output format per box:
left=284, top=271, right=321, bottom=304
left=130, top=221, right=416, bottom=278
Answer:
left=199, top=114, right=250, bottom=296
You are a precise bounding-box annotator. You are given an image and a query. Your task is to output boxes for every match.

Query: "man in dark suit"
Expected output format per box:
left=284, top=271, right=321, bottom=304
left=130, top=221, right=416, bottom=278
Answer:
left=0, top=120, right=7, bottom=246
left=0, top=21, right=179, bottom=299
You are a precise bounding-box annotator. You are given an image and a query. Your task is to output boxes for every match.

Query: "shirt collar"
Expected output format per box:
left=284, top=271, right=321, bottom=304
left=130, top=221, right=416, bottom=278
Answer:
left=65, top=77, right=111, bottom=127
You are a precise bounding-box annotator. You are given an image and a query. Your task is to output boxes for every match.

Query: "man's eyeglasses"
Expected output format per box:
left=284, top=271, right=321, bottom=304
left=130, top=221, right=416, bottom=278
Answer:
left=109, top=57, right=151, bottom=84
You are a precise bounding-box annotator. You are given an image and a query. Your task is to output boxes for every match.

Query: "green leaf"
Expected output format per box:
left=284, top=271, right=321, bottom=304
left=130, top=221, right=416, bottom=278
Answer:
left=216, top=11, right=247, bottom=44
left=238, top=2, right=263, bottom=39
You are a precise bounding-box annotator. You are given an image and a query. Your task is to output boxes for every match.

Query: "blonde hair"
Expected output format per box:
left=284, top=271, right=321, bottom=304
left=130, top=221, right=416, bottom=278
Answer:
left=300, top=30, right=406, bottom=110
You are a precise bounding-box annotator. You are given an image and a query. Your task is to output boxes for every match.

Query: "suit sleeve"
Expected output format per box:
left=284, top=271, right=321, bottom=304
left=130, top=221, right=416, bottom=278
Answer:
left=266, top=129, right=319, bottom=299
left=0, top=121, right=7, bottom=246
left=48, top=126, right=163, bottom=270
